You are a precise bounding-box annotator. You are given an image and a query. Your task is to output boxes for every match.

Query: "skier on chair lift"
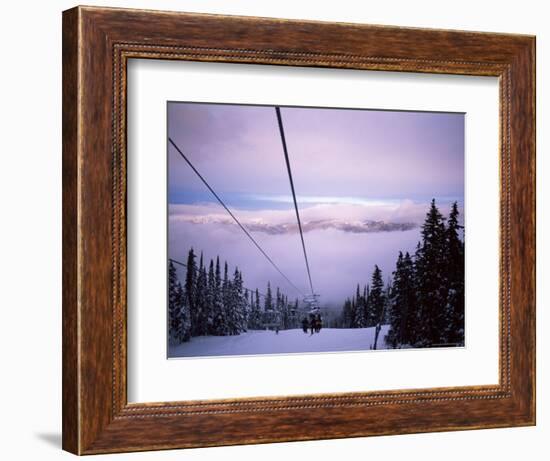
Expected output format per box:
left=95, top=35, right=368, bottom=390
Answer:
left=301, top=316, right=309, bottom=334
left=314, top=314, right=323, bottom=333
left=309, top=312, right=316, bottom=335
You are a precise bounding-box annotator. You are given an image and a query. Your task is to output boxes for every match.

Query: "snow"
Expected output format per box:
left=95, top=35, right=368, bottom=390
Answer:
left=169, top=325, right=390, bottom=358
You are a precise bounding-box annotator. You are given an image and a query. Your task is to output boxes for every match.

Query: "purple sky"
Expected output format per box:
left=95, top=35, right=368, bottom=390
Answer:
left=167, top=102, right=464, bottom=307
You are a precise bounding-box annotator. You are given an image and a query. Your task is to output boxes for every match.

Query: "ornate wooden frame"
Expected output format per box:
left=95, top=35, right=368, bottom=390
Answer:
left=62, top=5, right=536, bottom=455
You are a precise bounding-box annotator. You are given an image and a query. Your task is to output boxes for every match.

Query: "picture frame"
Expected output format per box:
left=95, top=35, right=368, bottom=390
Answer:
left=62, top=5, right=535, bottom=455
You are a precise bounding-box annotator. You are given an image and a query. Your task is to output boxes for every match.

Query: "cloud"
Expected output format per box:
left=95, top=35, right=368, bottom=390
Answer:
left=173, top=215, right=416, bottom=235
left=167, top=200, right=440, bottom=236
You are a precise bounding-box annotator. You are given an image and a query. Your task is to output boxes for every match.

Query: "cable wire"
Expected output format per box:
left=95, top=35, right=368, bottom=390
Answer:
left=275, top=107, right=315, bottom=296
left=168, top=137, right=305, bottom=297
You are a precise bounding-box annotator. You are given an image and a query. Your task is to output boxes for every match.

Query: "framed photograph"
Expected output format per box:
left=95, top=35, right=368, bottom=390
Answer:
left=62, top=6, right=535, bottom=455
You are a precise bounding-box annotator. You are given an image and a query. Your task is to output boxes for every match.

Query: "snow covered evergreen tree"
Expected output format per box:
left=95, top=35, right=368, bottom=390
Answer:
left=213, top=258, right=230, bottom=336
left=193, top=253, right=209, bottom=336
left=334, top=200, right=464, bottom=345
left=354, top=284, right=367, bottom=327
left=229, top=268, right=247, bottom=334
left=443, top=202, right=465, bottom=345
left=386, top=252, right=417, bottom=348
left=206, top=259, right=216, bottom=334
left=168, top=261, right=190, bottom=344
left=364, top=284, right=371, bottom=327
left=244, top=289, right=251, bottom=331
left=184, top=248, right=198, bottom=336
left=341, top=298, right=354, bottom=328
left=367, top=265, right=385, bottom=327
left=382, top=279, right=392, bottom=324
left=414, top=199, right=448, bottom=346
left=210, top=257, right=225, bottom=335
left=264, top=282, right=273, bottom=312
left=247, top=288, right=263, bottom=330
left=292, top=298, right=299, bottom=329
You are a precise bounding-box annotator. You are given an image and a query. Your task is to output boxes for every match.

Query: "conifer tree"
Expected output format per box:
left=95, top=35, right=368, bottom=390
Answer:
left=386, top=252, right=417, bottom=347
left=415, top=199, right=448, bottom=346
left=184, top=248, right=197, bottom=335
left=364, top=284, right=371, bottom=327
left=168, top=261, right=190, bottom=343
left=209, top=256, right=224, bottom=335
left=248, top=288, right=263, bottom=330
left=367, top=265, right=385, bottom=327
left=444, top=202, right=465, bottom=345
left=193, top=253, right=209, bottom=336
left=206, top=259, right=215, bottom=334
left=244, top=289, right=251, bottom=331
left=341, top=298, right=353, bottom=328
left=354, top=284, right=366, bottom=327
left=265, top=282, right=273, bottom=312
left=282, top=296, right=290, bottom=329
left=230, top=268, right=247, bottom=334
left=383, top=278, right=392, bottom=324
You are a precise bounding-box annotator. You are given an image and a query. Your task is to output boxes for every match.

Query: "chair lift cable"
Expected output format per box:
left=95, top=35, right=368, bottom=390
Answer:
left=275, top=107, right=315, bottom=297
left=168, top=137, right=305, bottom=298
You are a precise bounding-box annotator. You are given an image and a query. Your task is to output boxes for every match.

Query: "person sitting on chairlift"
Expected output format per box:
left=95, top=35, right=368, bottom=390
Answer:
left=315, top=314, right=322, bottom=333
left=309, top=313, right=316, bottom=335
left=301, top=316, right=309, bottom=334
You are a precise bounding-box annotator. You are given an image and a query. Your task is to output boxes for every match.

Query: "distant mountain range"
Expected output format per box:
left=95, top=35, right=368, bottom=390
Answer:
left=181, top=216, right=417, bottom=235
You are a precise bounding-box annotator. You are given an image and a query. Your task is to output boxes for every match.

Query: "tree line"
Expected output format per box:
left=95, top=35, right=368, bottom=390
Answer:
left=338, top=200, right=465, bottom=348
left=169, top=250, right=298, bottom=344
left=170, top=199, right=464, bottom=349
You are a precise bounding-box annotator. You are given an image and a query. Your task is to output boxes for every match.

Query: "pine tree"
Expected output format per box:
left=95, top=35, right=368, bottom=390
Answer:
left=263, top=282, right=274, bottom=329
left=244, top=289, right=251, bottom=331
left=168, top=261, right=190, bottom=344
left=350, top=296, right=357, bottom=328
left=414, top=199, right=448, bottom=346
left=386, top=252, right=417, bottom=347
left=444, top=202, right=465, bottom=345
left=248, top=288, right=263, bottom=330
left=367, top=265, right=385, bottom=327
left=293, top=298, right=299, bottom=329
left=206, top=259, right=215, bottom=334
left=230, top=268, right=247, bottom=334
left=225, top=266, right=236, bottom=335
left=283, top=296, right=291, bottom=329
left=210, top=257, right=225, bottom=335
left=184, top=248, right=197, bottom=336
left=364, top=284, right=371, bottom=327
left=341, top=298, right=353, bottom=328
left=402, top=252, right=420, bottom=344
left=383, top=278, right=392, bottom=324
left=193, top=253, right=209, bottom=336
left=265, top=282, right=273, bottom=311
left=354, top=284, right=366, bottom=327
left=220, top=261, right=231, bottom=335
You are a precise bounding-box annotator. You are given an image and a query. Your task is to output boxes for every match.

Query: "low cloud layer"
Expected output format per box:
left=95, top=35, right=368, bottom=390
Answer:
left=168, top=200, right=463, bottom=305
left=168, top=200, right=434, bottom=237
left=172, top=214, right=416, bottom=235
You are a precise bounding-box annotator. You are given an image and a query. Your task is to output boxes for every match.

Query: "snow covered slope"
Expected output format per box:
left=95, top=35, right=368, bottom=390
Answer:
left=169, top=326, right=390, bottom=358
